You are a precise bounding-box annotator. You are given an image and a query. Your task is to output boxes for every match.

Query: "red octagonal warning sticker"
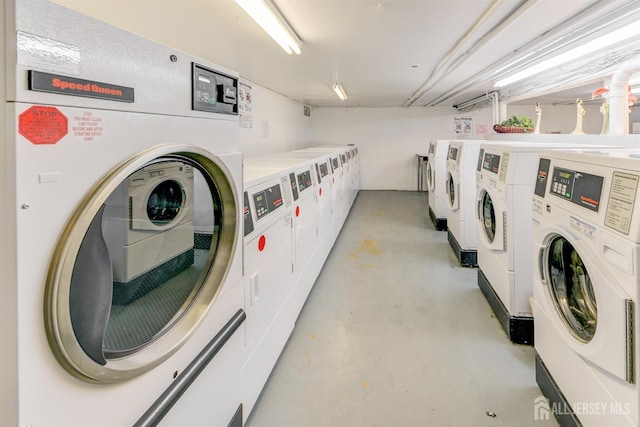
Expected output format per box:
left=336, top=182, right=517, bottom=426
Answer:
left=19, top=106, right=68, bottom=145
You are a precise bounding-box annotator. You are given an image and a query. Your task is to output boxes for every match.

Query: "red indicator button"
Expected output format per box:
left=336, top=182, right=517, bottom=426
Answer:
left=295, top=206, right=300, bottom=217
left=258, top=235, right=266, bottom=251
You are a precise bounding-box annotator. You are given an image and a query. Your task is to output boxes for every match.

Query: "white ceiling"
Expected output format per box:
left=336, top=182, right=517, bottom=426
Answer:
left=55, top=0, right=640, bottom=108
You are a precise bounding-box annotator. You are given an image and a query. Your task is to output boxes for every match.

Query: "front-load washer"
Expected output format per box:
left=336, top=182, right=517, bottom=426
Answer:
left=1, top=1, right=245, bottom=426
left=532, top=147, right=640, bottom=427
left=476, top=141, right=615, bottom=345
left=427, top=140, right=450, bottom=231
left=445, top=139, right=485, bottom=267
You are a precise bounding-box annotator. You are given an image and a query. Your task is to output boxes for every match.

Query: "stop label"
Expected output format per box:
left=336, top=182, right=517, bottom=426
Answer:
left=19, top=106, right=68, bottom=145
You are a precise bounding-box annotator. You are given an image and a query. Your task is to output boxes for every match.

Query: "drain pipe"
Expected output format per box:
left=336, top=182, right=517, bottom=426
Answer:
left=608, top=57, right=640, bottom=135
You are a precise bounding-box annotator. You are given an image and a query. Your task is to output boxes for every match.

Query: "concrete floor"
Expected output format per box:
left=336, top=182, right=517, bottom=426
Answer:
left=246, top=191, right=558, bottom=427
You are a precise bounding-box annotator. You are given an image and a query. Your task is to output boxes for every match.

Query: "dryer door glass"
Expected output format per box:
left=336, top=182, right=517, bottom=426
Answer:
left=45, top=150, right=238, bottom=382
left=480, top=191, right=496, bottom=243
left=545, top=235, right=597, bottom=342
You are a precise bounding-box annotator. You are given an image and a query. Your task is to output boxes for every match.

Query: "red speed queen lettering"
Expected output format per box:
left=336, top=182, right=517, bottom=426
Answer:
left=19, top=106, right=68, bottom=145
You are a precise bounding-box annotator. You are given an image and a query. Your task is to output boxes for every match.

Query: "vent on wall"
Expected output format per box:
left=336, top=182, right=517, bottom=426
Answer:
left=303, top=105, right=311, bottom=116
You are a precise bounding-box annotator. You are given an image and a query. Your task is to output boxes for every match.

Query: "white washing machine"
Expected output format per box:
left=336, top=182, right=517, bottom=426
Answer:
left=476, top=141, right=624, bottom=345
left=241, top=164, right=297, bottom=421
left=445, top=139, right=484, bottom=267
left=532, top=147, right=640, bottom=427
left=1, top=1, right=245, bottom=426
left=254, top=156, right=321, bottom=311
left=304, top=145, right=351, bottom=238
left=301, top=145, right=354, bottom=245
left=269, top=149, right=337, bottom=264
left=427, top=139, right=450, bottom=231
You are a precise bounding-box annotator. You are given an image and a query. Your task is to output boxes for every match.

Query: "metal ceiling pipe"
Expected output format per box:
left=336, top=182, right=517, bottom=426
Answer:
left=402, top=0, right=505, bottom=107
left=426, top=0, right=636, bottom=107
left=608, top=57, right=640, bottom=135
left=408, top=0, right=538, bottom=108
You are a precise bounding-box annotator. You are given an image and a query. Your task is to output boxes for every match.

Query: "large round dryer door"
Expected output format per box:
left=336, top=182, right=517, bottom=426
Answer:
left=544, top=235, right=597, bottom=342
left=45, top=146, right=238, bottom=383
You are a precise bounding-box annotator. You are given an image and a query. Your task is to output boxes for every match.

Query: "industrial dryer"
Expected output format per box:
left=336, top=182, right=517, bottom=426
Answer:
left=1, top=1, right=245, bottom=425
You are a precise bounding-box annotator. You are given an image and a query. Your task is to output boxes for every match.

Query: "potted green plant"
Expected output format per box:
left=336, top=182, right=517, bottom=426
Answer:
left=493, top=115, right=534, bottom=133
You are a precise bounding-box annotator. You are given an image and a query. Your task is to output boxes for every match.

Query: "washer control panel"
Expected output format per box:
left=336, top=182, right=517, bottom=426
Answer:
left=550, top=167, right=604, bottom=212
left=253, top=184, right=283, bottom=220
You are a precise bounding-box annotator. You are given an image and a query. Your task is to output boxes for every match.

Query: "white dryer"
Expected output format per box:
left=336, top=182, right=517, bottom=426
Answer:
left=426, top=139, right=450, bottom=231
left=532, top=147, right=640, bottom=427
left=2, top=1, right=245, bottom=426
left=445, top=139, right=484, bottom=267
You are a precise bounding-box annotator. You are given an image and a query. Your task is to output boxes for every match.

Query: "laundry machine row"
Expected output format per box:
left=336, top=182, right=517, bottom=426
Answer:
left=2, top=0, right=247, bottom=426
left=241, top=145, right=359, bottom=420
left=475, top=140, right=630, bottom=346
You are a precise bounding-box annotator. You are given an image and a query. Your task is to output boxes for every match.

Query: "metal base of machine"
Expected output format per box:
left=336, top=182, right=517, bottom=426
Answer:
left=113, top=248, right=195, bottom=305
left=477, top=269, right=533, bottom=345
left=428, top=207, right=447, bottom=231
left=535, top=354, right=582, bottom=427
left=447, top=229, right=477, bottom=267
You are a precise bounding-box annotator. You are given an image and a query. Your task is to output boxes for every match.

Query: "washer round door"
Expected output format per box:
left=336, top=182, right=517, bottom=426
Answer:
left=543, top=234, right=597, bottom=342
left=479, top=190, right=496, bottom=243
left=45, top=146, right=239, bottom=383
left=426, top=162, right=435, bottom=191
left=446, top=172, right=459, bottom=210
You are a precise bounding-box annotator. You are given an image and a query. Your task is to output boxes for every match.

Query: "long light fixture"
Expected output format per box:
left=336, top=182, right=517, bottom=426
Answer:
left=494, top=21, right=640, bottom=88
left=333, top=82, right=348, bottom=101
left=235, top=0, right=301, bottom=55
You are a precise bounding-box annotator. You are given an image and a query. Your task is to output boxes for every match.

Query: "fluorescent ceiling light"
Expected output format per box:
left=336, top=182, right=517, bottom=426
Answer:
left=494, top=21, right=640, bottom=88
left=235, top=0, right=301, bottom=55
left=333, top=82, right=348, bottom=101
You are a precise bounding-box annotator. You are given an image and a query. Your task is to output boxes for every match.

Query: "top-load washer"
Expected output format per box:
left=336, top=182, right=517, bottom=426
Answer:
left=427, top=140, right=450, bottom=231
left=253, top=156, right=321, bottom=308
left=1, top=1, right=245, bottom=426
left=445, top=139, right=484, bottom=267
left=241, top=163, right=297, bottom=421
left=532, top=147, right=640, bottom=427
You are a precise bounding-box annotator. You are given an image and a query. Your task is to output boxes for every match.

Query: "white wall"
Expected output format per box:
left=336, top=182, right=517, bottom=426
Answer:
left=238, top=79, right=312, bottom=157
left=507, top=103, right=604, bottom=135
left=310, top=103, right=621, bottom=190
left=311, top=106, right=493, bottom=190
left=239, top=88, right=627, bottom=190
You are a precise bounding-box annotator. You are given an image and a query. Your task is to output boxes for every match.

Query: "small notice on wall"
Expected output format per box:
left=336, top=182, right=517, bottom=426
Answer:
left=605, top=171, right=639, bottom=235
left=454, top=116, right=472, bottom=138
left=238, top=81, right=253, bottom=129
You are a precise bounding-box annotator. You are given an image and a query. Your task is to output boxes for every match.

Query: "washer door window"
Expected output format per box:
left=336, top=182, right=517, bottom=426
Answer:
left=45, top=148, right=238, bottom=383
left=426, top=162, right=434, bottom=191
left=545, top=235, right=597, bottom=342
left=480, top=190, right=496, bottom=243
left=446, top=172, right=459, bottom=210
